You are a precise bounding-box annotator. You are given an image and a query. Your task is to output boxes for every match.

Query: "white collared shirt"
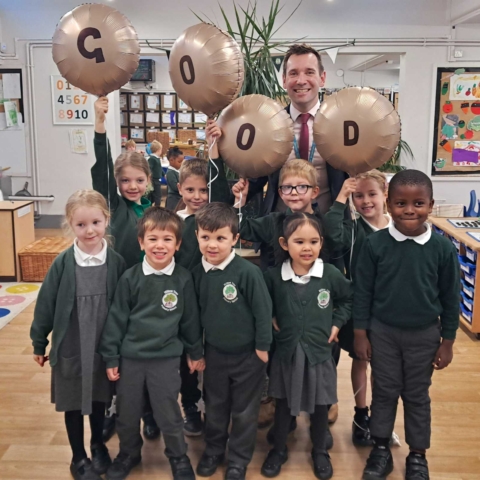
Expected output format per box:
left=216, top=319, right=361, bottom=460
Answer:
left=281, top=258, right=324, bottom=285
left=142, top=256, right=175, bottom=276
left=74, top=238, right=107, bottom=267
left=202, top=250, right=236, bottom=273
left=359, top=214, right=392, bottom=232
left=167, top=165, right=180, bottom=173
left=388, top=222, right=432, bottom=245
left=176, top=209, right=192, bottom=220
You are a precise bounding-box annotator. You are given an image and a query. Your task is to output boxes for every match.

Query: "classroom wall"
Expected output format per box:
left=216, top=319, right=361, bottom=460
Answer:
left=0, top=0, right=479, bottom=213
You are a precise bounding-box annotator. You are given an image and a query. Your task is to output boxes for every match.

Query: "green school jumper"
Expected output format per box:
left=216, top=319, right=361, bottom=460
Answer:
left=92, top=132, right=151, bottom=268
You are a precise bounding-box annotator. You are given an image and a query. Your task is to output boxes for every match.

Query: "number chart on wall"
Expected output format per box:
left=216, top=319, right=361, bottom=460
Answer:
left=51, top=75, right=94, bottom=125
left=432, top=67, right=480, bottom=175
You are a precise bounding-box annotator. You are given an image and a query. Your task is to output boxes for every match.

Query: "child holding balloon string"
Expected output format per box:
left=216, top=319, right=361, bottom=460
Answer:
left=323, top=169, right=391, bottom=448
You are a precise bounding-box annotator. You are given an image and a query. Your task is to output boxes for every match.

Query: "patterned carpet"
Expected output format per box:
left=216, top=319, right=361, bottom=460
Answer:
left=0, top=282, right=40, bottom=330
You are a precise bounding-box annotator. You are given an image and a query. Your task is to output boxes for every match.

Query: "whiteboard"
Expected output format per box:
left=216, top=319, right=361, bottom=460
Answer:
left=0, top=114, right=28, bottom=175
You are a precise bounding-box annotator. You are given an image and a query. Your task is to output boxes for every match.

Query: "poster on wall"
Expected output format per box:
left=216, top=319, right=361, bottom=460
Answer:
left=431, top=67, right=480, bottom=175
left=51, top=75, right=94, bottom=125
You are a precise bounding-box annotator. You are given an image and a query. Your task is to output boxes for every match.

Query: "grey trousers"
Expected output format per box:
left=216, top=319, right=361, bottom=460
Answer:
left=116, top=357, right=186, bottom=458
left=204, top=346, right=267, bottom=467
left=369, top=319, right=441, bottom=450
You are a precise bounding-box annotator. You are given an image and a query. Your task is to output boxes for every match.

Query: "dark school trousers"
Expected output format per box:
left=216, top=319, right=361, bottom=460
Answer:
left=116, top=357, right=186, bottom=458
left=204, top=345, right=267, bottom=467
left=151, top=178, right=162, bottom=207
left=180, top=352, right=201, bottom=411
left=369, top=319, right=441, bottom=450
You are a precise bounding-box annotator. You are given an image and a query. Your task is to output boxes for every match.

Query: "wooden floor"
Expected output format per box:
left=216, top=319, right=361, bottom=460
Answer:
left=0, top=306, right=479, bottom=480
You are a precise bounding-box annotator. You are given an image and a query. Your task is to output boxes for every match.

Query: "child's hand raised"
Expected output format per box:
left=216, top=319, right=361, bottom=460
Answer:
left=33, top=354, right=48, bottom=367
left=206, top=119, right=222, bottom=143
left=94, top=97, right=109, bottom=121
left=256, top=349, right=269, bottom=364
left=432, top=339, right=454, bottom=370
left=336, top=178, right=357, bottom=204
left=232, top=178, right=249, bottom=208
left=328, top=326, right=340, bottom=343
left=107, top=367, right=120, bottom=382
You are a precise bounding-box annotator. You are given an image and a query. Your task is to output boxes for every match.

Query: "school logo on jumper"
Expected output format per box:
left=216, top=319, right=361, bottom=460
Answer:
left=162, top=290, right=178, bottom=311
left=317, top=289, right=330, bottom=309
left=223, top=282, right=238, bottom=303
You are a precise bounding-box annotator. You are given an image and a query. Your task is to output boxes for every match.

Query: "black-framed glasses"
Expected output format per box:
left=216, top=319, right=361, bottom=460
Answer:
left=279, top=184, right=313, bottom=195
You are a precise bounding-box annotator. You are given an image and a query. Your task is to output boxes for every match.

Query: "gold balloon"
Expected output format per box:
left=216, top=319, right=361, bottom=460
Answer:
left=217, top=94, right=294, bottom=178
left=169, top=23, right=244, bottom=116
left=52, top=4, right=140, bottom=96
left=313, top=87, right=401, bottom=176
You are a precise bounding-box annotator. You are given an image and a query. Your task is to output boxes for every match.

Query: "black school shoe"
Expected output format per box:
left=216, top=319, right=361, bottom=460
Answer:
left=70, top=458, right=102, bottom=480
left=266, top=416, right=297, bottom=444
left=102, top=415, right=116, bottom=443
left=325, top=427, right=334, bottom=450
left=142, top=412, right=161, bottom=440
left=91, top=443, right=112, bottom=474
left=106, top=452, right=142, bottom=480
left=183, top=405, right=204, bottom=437
left=311, top=450, right=333, bottom=480
left=261, top=447, right=288, bottom=478
left=225, top=463, right=246, bottom=480
left=362, top=446, right=394, bottom=480
left=170, top=454, right=195, bottom=480
left=352, top=408, right=373, bottom=447
left=405, top=453, right=429, bottom=480
left=196, top=452, right=225, bottom=476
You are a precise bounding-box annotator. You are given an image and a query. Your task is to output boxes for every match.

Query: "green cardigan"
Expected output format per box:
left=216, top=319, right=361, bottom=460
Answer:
left=92, top=132, right=151, bottom=268
left=30, top=246, right=126, bottom=366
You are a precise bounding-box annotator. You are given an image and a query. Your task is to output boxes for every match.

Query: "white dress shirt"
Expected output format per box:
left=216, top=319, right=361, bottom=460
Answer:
left=142, top=256, right=176, bottom=276
left=281, top=258, right=324, bottom=285
left=202, top=250, right=236, bottom=273
left=360, top=214, right=392, bottom=232
left=74, top=238, right=107, bottom=267
left=176, top=209, right=191, bottom=220
left=388, top=223, right=432, bottom=245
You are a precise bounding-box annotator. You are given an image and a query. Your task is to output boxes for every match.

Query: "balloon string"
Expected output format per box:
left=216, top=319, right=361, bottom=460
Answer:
left=104, top=104, right=111, bottom=213
left=208, top=136, right=219, bottom=203
left=233, top=192, right=243, bottom=254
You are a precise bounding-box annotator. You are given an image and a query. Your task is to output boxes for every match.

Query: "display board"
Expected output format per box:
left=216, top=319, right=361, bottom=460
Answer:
left=431, top=67, right=480, bottom=175
left=51, top=75, right=94, bottom=125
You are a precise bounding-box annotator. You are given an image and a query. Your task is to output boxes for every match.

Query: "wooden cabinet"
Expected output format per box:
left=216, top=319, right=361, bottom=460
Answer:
left=0, top=201, right=35, bottom=281
left=430, top=217, right=480, bottom=338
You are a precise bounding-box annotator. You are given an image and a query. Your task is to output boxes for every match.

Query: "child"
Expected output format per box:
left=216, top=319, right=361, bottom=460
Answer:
left=166, top=146, right=184, bottom=211
left=353, top=170, right=460, bottom=480
left=261, top=213, right=352, bottom=480
left=124, top=139, right=137, bottom=152
left=323, top=169, right=390, bottom=446
left=99, top=207, right=204, bottom=480
left=93, top=97, right=160, bottom=442
left=192, top=202, right=272, bottom=480
left=30, top=190, right=126, bottom=480
left=147, top=140, right=164, bottom=207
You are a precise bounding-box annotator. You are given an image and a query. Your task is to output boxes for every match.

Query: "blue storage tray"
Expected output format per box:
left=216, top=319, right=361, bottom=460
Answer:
left=432, top=225, right=444, bottom=236
left=460, top=302, right=472, bottom=324
left=461, top=279, right=475, bottom=299
left=465, top=245, right=477, bottom=263
left=461, top=292, right=473, bottom=311
left=458, top=255, right=476, bottom=275
left=464, top=272, right=476, bottom=286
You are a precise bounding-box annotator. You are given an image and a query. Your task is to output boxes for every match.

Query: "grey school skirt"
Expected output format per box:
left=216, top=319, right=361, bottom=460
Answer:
left=269, top=343, right=337, bottom=416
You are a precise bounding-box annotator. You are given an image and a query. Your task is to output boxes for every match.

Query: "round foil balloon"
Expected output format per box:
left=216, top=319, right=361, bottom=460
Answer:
left=52, top=4, right=140, bottom=96
left=169, top=23, right=244, bottom=117
left=313, top=87, right=401, bottom=176
left=217, top=95, right=294, bottom=178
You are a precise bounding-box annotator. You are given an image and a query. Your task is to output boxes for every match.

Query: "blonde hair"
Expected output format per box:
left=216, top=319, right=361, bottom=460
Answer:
left=125, top=139, right=136, bottom=150
left=150, top=140, right=162, bottom=154
left=279, top=159, right=316, bottom=186
left=179, top=158, right=208, bottom=185
left=114, top=152, right=150, bottom=180
left=63, top=190, right=111, bottom=242
left=355, top=169, right=387, bottom=193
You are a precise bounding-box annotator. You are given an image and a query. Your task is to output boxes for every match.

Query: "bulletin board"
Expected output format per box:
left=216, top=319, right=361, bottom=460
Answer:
left=431, top=67, right=480, bottom=175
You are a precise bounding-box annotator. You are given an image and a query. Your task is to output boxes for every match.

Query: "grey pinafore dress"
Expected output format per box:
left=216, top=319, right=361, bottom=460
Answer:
left=51, top=263, right=111, bottom=414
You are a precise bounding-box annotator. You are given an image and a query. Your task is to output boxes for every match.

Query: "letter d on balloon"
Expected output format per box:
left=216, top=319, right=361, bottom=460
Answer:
left=344, top=120, right=359, bottom=146
left=77, top=27, right=105, bottom=63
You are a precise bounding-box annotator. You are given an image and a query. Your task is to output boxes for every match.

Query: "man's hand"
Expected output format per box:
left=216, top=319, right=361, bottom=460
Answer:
left=107, top=367, right=120, bottom=381
left=354, top=329, right=371, bottom=361
left=256, top=350, right=269, bottom=363
left=33, top=355, right=48, bottom=367
left=433, top=339, right=454, bottom=370
left=232, top=178, right=249, bottom=208
left=336, top=178, right=357, bottom=204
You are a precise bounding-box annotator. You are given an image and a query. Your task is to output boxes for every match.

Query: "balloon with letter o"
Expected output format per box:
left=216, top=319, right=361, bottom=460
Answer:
left=52, top=4, right=140, bottom=96
left=217, top=94, right=294, bottom=178
left=169, top=23, right=244, bottom=117
left=313, top=87, right=401, bottom=176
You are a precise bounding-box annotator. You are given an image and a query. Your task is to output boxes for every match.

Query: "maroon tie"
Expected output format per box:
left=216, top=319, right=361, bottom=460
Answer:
left=299, top=113, right=310, bottom=161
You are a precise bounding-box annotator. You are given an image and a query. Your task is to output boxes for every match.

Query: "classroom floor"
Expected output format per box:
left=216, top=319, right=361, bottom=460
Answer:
left=0, top=229, right=479, bottom=479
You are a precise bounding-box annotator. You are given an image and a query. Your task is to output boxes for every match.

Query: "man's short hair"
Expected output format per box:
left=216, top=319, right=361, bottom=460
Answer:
left=388, top=169, right=433, bottom=200
left=195, top=202, right=239, bottom=237
left=283, top=44, right=324, bottom=76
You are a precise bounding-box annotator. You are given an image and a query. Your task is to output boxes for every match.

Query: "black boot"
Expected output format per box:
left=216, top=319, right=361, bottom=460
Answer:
left=183, top=405, right=203, bottom=437
left=102, top=415, right=116, bottom=443
left=353, top=407, right=373, bottom=446
left=362, top=444, right=393, bottom=480
left=90, top=443, right=112, bottom=474
left=169, top=454, right=195, bottom=480
left=261, top=447, right=288, bottom=478
left=325, top=427, right=334, bottom=450
left=225, top=463, right=246, bottom=480
left=405, top=452, right=429, bottom=480
left=106, top=452, right=141, bottom=480
left=311, top=450, right=333, bottom=480
left=70, top=458, right=102, bottom=480
left=196, top=452, right=224, bottom=476
left=142, top=412, right=160, bottom=440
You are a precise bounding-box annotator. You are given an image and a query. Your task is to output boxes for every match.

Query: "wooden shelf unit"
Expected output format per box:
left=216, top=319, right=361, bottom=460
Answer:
left=430, top=216, right=480, bottom=338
